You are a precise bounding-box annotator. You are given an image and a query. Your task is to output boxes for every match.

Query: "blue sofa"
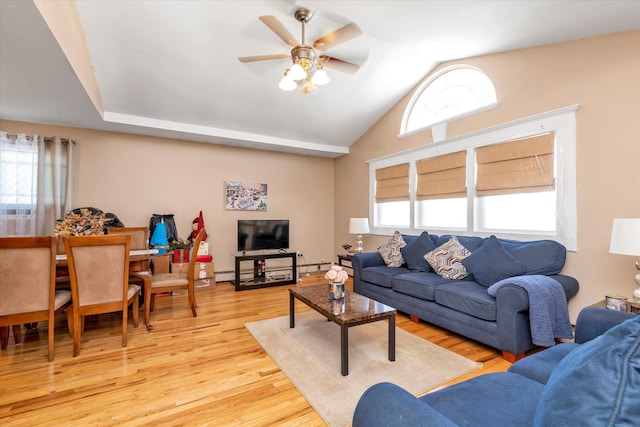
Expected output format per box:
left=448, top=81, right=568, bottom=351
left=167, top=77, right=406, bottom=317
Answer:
left=353, top=233, right=579, bottom=361
left=353, top=307, right=639, bottom=427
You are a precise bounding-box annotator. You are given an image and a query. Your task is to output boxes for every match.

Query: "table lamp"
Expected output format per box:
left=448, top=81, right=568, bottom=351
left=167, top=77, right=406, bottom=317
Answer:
left=609, top=218, right=640, bottom=302
left=349, top=218, right=370, bottom=254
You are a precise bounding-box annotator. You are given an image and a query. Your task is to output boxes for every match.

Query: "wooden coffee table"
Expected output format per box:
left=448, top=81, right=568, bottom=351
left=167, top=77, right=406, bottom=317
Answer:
left=289, top=284, right=397, bottom=376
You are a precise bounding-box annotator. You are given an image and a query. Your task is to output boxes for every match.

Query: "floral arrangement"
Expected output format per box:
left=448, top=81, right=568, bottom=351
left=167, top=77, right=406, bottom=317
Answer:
left=341, top=242, right=352, bottom=252
left=169, top=239, right=192, bottom=250
left=325, top=265, right=348, bottom=284
left=54, top=208, right=106, bottom=236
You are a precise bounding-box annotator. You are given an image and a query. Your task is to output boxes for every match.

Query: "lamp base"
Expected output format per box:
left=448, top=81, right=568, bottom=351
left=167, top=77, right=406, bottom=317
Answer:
left=634, top=287, right=640, bottom=303
left=355, top=234, right=364, bottom=253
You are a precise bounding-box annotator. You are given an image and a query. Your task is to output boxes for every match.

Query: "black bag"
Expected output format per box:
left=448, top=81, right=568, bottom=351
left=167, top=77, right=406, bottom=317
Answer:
left=148, top=214, right=178, bottom=243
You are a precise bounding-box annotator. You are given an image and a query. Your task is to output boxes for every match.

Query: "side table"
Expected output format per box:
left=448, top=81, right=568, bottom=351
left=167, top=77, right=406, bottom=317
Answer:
left=590, top=299, right=640, bottom=315
left=337, top=253, right=354, bottom=275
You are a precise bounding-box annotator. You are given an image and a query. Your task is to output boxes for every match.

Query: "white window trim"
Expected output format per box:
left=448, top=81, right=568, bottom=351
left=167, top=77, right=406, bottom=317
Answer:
left=400, top=64, right=499, bottom=137
left=369, top=105, right=579, bottom=251
left=398, top=102, right=498, bottom=140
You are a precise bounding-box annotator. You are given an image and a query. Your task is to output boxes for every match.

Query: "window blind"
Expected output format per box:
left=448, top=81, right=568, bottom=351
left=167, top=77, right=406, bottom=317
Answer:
left=475, top=133, right=555, bottom=196
left=375, top=163, right=409, bottom=203
left=416, top=151, right=466, bottom=200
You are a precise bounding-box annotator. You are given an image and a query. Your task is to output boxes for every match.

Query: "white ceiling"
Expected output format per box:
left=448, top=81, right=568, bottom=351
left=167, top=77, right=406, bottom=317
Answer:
left=1, top=1, right=639, bottom=158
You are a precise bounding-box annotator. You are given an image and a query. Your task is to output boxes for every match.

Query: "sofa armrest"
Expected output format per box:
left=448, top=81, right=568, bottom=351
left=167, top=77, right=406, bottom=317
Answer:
left=352, top=252, right=386, bottom=294
left=353, top=382, right=458, bottom=427
left=494, top=284, right=531, bottom=355
left=352, top=252, right=386, bottom=269
left=493, top=275, right=580, bottom=356
left=574, top=306, right=636, bottom=344
left=548, top=274, right=580, bottom=300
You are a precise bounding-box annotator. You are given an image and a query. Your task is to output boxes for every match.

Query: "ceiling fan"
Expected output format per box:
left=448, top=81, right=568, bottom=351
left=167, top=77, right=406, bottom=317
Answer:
left=238, top=7, right=362, bottom=93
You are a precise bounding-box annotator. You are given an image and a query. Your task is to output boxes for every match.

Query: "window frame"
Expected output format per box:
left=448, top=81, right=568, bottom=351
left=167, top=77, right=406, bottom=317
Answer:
left=400, top=65, right=499, bottom=138
left=369, top=105, right=579, bottom=251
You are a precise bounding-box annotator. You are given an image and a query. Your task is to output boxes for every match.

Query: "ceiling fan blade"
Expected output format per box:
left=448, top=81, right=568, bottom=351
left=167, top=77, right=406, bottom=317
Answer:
left=259, top=15, right=299, bottom=47
left=238, top=54, right=290, bottom=63
left=313, top=22, right=362, bottom=51
left=319, top=56, right=360, bottom=74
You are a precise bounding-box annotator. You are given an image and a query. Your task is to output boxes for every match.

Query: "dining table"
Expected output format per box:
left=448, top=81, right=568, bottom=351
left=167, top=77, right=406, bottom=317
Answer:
left=56, top=249, right=158, bottom=331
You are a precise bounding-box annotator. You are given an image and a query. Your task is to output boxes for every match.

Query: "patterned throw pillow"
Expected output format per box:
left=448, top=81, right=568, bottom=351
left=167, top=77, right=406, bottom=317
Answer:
left=378, top=231, right=407, bottom=268
left=425, top=235, right=471, bottom=279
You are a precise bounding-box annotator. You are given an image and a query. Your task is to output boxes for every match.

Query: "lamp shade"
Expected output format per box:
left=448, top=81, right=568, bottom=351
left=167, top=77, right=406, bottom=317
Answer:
left=312, top=66, right=330, bottom=85
left=349, top=218, right=370, bottom=234
left=288, top=63, right=306, bottom=81
left=609, top=218, right=640, bottom=256
left=278, top=75, right=296, bottom=91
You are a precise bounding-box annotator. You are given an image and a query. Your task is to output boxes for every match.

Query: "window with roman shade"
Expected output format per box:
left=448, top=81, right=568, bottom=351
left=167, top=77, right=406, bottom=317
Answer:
left=375, top=163, right=409, bottom=203
left=416, top=151, right=466, bottom=200
left=370, top=105, right=576, bottom=248
left=475, top=133, right=555, bottom=196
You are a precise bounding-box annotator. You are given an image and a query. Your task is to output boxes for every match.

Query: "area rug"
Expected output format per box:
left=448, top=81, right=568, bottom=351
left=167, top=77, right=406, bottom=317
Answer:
left=245, top=311, right=482, bottom=427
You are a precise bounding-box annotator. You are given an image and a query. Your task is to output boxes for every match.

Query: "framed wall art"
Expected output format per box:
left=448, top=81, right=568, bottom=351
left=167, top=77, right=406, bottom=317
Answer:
left=225, top=181, right=268, bottom=211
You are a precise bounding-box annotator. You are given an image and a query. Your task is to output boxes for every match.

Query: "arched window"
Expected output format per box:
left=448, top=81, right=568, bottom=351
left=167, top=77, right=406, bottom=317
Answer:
left=401, top=66, right=497, bottom=136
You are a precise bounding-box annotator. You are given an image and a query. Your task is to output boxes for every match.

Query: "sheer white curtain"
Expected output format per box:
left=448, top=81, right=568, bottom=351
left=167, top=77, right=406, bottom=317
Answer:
left=0, top=132, right=76, bottom=236
left=0, top=132, right=38, bottom=235
left=36, top=136, right=76, bottom=235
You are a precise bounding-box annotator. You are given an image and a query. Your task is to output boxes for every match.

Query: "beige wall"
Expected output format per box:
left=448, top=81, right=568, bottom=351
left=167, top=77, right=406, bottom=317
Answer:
left=0, top=120, right=335, bottom=280
left=336, top=31, right=640, bottom=320
left=3, top=31, right=639, bottom=318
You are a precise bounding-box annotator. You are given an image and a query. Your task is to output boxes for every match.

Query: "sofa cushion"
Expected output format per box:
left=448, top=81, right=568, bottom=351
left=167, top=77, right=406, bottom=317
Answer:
left=421, top=372, right=544, bottom=427
left=499, top=238, right=566, bottom=275
left=425, top=236, right=471, bottom=280
left=508, top=342, right=579, bottom=384
left=402, top=234, right=419, bottom=245
left=461, top=235, right=527, bottom=286
left=534, top=316, right=640, bottom=426
left=361, top=266, right=411, bottom=288
left=391, top=272, right=450, bottom=301
left=378, top=231, right=407, bottom=268
left=435, top=281, right=497, bottom=321
left=434, top=234, right=485, bottom=252
left=400, top=231, right=436, bottom=272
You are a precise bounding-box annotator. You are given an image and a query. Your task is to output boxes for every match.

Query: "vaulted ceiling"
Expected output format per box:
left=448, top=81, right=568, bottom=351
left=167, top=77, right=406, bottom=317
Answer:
left=1, top=1, right=639, bottom=157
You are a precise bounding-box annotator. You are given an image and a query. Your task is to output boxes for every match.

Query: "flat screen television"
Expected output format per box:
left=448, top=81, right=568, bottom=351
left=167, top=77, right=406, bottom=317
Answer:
left=237, top=219, right=289, bottom=252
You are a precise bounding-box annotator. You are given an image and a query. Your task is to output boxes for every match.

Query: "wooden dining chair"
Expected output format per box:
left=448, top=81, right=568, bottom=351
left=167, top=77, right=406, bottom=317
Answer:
left=142, top=229, right=206, bottom=328
left=0, top=236, right=72, bottom=361
left=63, top=234, right=140, bottom=357
left=107, top=226, right=150, bottom=288
left=106, top=226, right=148, bottom=250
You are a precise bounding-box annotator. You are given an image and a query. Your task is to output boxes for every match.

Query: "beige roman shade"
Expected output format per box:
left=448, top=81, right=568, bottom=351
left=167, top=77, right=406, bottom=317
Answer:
left=375, top=163, right=409, bottom=203
left=416, top=151, right=466, bottom=200
left=475, top=133, right=555, bottom=196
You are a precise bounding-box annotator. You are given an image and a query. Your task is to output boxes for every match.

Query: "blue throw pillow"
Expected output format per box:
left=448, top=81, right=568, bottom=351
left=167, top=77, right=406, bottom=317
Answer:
left=400, top=231, right=436, bottom=272
left=533, top=316, right=640, bottom=426
left=461, top=235, right=526, bottom=286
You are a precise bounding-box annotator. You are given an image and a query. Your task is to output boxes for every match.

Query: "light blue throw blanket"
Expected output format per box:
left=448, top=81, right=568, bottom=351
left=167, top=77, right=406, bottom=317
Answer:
left=487, top=275, right=573, bottom=347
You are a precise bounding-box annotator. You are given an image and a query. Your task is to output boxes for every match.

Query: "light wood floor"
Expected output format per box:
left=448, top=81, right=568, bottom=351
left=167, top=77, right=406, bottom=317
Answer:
left=0, top=273, right=510, bottom=426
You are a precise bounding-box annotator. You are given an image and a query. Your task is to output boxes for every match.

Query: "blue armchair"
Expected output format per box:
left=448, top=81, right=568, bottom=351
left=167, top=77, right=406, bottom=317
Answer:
left=353, top=307, right=639, bottom=427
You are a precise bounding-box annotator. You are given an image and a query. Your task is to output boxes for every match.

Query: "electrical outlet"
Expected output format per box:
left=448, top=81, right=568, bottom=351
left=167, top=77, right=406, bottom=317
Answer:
left=297, top=251, right=303, bottom=257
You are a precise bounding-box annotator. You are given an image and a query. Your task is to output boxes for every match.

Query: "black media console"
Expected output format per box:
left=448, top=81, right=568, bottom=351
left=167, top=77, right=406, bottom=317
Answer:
left=232, top=250, right=297, bottom=291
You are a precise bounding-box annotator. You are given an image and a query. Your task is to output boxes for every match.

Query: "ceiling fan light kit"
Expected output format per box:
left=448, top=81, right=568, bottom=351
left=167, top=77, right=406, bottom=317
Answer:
left=240, top=7, right=361, bottom=95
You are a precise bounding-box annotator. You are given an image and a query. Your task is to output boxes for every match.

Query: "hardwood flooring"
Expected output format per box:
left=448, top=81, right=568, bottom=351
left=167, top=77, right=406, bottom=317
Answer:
left=0, top=273, right=510, bottom=426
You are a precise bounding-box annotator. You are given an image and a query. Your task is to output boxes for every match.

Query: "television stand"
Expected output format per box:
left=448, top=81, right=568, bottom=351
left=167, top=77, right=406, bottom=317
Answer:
left=232, top=250, right=297, bottom=291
